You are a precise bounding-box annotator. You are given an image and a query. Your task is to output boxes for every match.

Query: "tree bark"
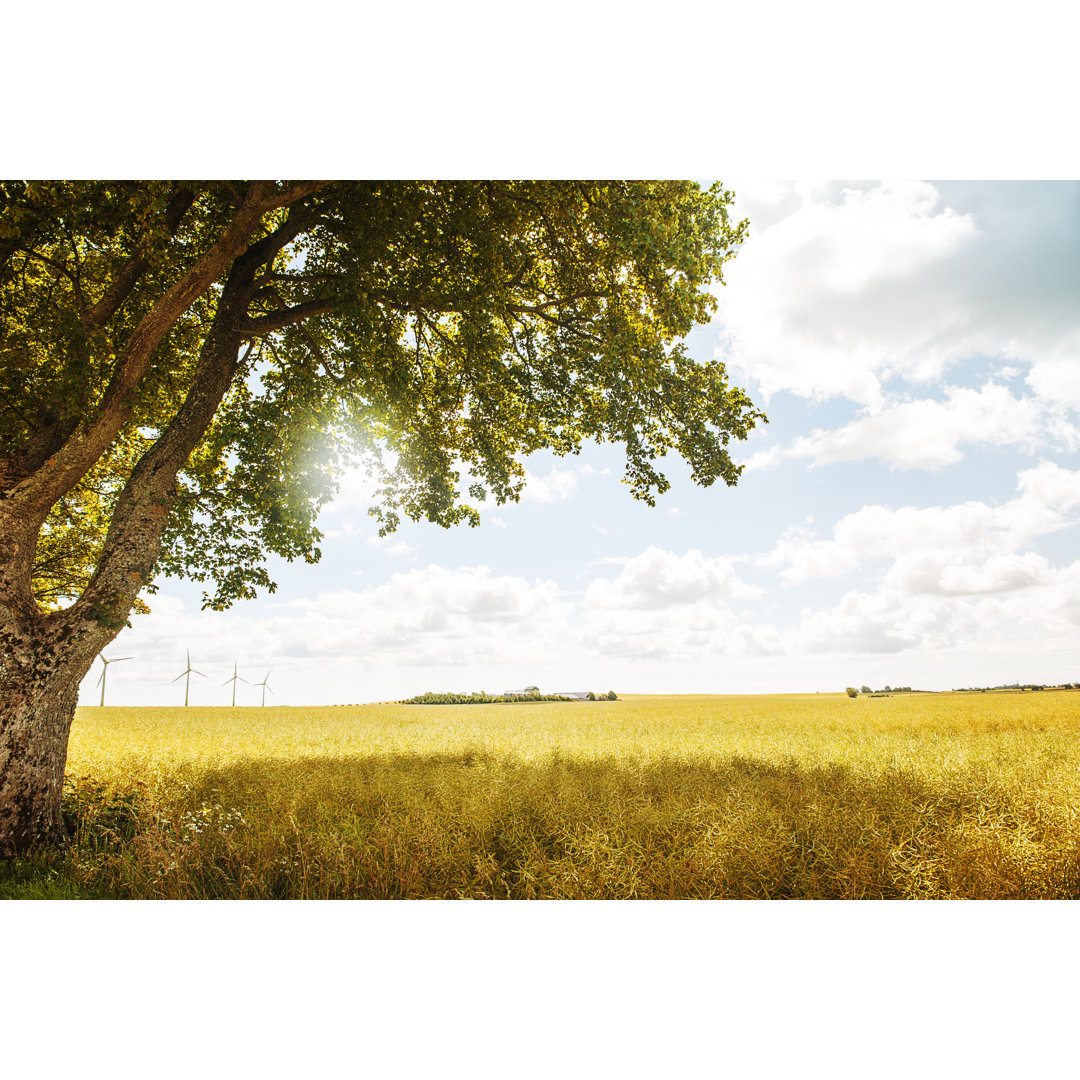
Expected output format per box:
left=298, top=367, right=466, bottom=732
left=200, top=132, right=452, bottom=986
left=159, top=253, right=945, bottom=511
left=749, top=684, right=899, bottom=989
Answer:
left=0, top=610, right=113, bottom=857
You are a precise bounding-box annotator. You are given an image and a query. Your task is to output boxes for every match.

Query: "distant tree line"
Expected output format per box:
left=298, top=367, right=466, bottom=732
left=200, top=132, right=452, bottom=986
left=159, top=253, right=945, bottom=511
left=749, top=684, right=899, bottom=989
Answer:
left=848, top=685, right=917, bottom=697
left=399, top=691, right=618, bottom=705
left=848, top=682, right=1080, bottom=697
left=951, top=683, right=1080, bottom=692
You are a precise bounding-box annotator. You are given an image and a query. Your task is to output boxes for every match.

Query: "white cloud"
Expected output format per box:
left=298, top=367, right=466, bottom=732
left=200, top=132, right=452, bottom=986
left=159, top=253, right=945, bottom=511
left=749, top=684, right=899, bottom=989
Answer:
left=521, top=466, right=579, bottom=504
left=586, top=547, right=759, bottom=610
left=794, top=586, right=964, bottom=655
left=323, top=520, right=368, bottom=540
left=757, top=525, right=859, bottom=586
left=1026, top=353, right=1080, bottom=405
left=716, top=180, right=1080, bottom=407
left=885, top=551, right=1053, bottom=597
left=366, top=535, right=416, bottom=558
left=760, top=461, right=1080, bottom=599
left=716, top=181, right=978, bottom=405
left=744, top=382, right=1080, bottom=472
left=298, top=565, right=562, bottom=627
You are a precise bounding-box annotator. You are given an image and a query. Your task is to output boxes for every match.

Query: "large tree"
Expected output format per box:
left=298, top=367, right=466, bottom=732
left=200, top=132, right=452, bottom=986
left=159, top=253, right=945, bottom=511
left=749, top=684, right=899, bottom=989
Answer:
left=0, top=180, right=763, bottom=856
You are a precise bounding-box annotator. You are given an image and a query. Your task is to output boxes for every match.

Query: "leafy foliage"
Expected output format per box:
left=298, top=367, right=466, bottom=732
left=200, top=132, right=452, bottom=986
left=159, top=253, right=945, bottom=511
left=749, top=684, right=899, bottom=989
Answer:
left=1, top=180, right=761, bottom=613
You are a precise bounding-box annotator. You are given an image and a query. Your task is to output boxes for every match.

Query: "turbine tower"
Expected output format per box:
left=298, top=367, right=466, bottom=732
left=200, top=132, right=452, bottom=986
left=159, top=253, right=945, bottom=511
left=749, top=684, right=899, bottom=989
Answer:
left=223, top=661, right=248, bottom=706
left=96, top=655, right=132, bottom=706
left=172, top=650, right=207, bottom=706
left=252, top=670, right=273, bottom=707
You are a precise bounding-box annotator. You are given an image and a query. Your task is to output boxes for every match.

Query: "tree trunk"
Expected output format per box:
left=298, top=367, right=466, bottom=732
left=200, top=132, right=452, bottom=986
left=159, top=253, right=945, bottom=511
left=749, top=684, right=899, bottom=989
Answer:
left=0, top=614, right=108, bottom=858
left=0, top=195, right=305, bottom=857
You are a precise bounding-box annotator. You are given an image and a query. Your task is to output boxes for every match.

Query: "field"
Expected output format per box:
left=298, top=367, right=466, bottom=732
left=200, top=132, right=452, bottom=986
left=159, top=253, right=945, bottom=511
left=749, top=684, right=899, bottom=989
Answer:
left=4, top=691, right=1080, bottom=899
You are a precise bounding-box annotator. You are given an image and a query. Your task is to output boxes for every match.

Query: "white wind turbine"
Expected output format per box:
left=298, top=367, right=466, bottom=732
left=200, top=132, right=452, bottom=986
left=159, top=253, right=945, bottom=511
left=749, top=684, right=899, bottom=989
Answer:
left=96, top=654, right=132, bottom=706
left=223, top=661, right=248, bottom=706
left=172, top=649, right=207, bottom=706
left=252, top=670, right=273, bottom=707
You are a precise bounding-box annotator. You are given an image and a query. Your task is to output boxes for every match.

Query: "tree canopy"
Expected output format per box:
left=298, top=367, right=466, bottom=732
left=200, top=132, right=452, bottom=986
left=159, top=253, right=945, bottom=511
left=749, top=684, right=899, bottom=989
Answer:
left=1, top=180, right=763, bottom=619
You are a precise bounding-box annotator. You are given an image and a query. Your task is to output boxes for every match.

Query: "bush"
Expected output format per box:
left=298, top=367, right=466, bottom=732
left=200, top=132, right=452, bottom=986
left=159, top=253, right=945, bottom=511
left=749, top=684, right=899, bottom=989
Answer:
left=846, top=687, right=859, bottom=698
left=607, top=691, right=618, bottom=701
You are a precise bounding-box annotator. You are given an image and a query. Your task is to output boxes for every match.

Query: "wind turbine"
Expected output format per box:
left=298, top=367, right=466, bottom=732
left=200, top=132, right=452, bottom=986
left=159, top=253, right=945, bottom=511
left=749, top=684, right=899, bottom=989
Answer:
left=96, top=654, right=132, bottom=706
left=252, top=670, right=273, bottom=707
left=223, top=661, right=248, bottom=706
left=172, top=649, right=207, bottom=706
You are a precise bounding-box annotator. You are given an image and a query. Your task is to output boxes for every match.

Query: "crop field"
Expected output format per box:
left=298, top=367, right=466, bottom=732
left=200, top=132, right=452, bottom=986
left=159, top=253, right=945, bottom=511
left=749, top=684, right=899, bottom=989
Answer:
left=4, top=691, right=1080, bottom=899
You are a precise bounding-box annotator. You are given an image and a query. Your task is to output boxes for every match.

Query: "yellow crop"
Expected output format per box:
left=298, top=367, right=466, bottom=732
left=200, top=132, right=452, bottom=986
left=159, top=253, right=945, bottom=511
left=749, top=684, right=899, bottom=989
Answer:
left=9, top=691, right=1076, bottom=899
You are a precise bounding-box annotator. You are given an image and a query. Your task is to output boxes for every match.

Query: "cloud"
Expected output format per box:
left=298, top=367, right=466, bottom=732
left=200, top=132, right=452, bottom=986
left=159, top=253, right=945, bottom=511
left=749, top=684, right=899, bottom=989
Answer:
left=716, top=180, right=1080, bottom=407
left=759, top=461, right=1080, bottom=598
left=520, top=466, right=579, bottom=504
left=295, top=565, right=561, bottom=627
left=586, top=547, right=759, bottom=610
left=744, top=382, right=1080, bottom=472
left=366, top=535, right=416, bottom=558
left=757, top=525, right=859, bottom=586
left=794, top=587, right=963, bottom=655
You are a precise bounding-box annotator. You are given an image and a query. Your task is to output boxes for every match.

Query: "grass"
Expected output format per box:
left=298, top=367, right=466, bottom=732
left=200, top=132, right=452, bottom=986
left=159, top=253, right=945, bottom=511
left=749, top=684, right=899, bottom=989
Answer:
left=3, top=691, right=1079, bottom=899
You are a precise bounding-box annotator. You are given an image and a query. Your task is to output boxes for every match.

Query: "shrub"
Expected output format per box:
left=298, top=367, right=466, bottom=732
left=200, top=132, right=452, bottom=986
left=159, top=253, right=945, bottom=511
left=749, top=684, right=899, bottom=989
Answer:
left=846, top=687, right=859, bottom=698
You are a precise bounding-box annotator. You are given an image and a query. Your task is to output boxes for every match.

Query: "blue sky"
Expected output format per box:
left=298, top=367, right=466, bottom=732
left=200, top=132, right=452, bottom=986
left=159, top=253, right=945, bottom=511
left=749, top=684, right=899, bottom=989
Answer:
left=83, top=180, right=1080, bottom=706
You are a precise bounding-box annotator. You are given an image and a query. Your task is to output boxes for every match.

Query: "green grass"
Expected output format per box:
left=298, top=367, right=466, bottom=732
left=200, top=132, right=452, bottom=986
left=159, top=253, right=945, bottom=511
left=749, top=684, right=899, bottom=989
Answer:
left=4, top=692, right=1079, bottom=899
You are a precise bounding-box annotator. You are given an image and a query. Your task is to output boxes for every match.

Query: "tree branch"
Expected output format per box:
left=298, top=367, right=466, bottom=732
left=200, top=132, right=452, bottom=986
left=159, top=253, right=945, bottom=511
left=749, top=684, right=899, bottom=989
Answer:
left=507, top=291, right=607, bottom=314
left=76, top=264, right=257, bottom=620
left=80, top=186, right=195, bottom=331
left=241, top=298, right=336, bottom=336
left=7, top=183, right=274, bottom=518
left=255, top=181, right=334, bottom=211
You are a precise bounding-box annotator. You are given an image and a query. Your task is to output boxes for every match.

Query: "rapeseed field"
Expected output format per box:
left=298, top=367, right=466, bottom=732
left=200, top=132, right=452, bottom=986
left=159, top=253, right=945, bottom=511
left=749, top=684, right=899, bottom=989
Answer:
left=4, top=691, right=1079, bottom=899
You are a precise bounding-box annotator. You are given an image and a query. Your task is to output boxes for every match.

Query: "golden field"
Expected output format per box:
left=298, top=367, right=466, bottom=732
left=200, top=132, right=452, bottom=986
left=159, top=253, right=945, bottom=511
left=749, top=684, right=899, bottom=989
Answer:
left=5, top=691, right=1080, bottom=899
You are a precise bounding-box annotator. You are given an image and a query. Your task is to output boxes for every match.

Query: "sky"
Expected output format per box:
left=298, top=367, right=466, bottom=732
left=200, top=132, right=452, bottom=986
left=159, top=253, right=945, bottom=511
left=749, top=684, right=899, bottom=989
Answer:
left=80, top=180, right=1080, bottom=706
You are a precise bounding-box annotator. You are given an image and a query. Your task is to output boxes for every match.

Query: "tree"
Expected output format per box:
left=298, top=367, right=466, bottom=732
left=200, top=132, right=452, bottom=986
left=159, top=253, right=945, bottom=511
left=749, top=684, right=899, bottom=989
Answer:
left=0, top=180, right=764, bottom=856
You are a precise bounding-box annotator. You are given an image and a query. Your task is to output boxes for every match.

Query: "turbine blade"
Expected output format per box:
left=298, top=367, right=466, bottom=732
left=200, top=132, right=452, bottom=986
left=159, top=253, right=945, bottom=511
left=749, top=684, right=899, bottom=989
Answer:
left=172, top=673, right=186, bottom=682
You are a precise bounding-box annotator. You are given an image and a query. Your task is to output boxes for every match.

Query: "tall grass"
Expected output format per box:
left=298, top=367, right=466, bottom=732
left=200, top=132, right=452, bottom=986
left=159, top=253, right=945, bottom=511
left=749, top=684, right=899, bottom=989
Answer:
left=4, top=692, right=1079, bottom=898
